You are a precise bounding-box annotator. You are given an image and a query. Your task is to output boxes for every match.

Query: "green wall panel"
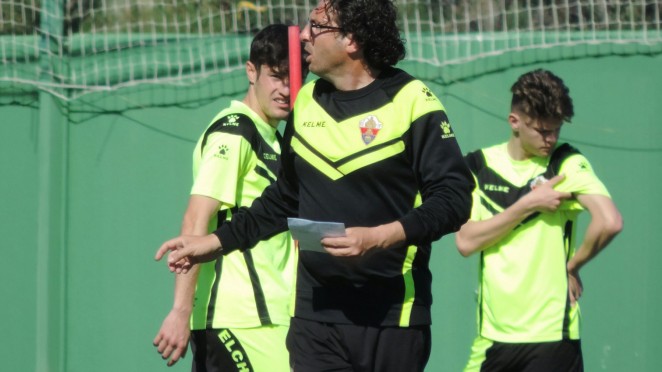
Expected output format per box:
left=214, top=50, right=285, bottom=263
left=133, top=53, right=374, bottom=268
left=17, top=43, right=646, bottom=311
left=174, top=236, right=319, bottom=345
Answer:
left=1, top=50, right=659, bottom=372
left=1, top=100, right=39, bottom=371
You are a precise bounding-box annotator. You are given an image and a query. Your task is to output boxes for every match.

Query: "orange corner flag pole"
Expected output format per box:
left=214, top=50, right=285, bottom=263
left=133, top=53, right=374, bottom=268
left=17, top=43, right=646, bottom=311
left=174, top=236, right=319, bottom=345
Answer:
left=288, top=25, right=302, bottom=109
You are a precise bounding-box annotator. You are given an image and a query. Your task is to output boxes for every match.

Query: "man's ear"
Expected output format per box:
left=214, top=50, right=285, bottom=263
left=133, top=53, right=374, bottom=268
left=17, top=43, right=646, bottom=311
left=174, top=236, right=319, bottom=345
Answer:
left=344, top=33, right=359, bottom=54
left=246, top=61, right=257, bottom=85
left=508, top=112, right=521, bottom=132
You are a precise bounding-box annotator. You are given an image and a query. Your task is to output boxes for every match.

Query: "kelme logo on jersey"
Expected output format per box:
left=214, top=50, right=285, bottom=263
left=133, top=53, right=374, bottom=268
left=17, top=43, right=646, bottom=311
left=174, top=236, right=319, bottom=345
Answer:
left=223, top=115, right=240, bottom=127
left=359, top=115, right=383, bottom=145
left=440, top=121, right=455, bottom=139
left=263, top=153, right=277, bottom=161
left=302, top=121, right=326, bottom=127
left=422, top=87, right=437, bottom=102
left=484, top=184, right=510, bottom=193
left=214, top=144, right=229, bottom=159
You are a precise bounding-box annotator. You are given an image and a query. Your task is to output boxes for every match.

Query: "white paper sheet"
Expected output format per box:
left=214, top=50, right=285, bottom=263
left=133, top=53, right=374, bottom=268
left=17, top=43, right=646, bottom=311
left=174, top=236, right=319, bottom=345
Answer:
left=287, top=217, right=346, bottom=252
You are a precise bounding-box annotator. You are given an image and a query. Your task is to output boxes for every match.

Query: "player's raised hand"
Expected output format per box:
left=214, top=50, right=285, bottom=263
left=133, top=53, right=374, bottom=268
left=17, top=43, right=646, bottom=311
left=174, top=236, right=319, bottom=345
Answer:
left=525, top=174, right=573, bottom=213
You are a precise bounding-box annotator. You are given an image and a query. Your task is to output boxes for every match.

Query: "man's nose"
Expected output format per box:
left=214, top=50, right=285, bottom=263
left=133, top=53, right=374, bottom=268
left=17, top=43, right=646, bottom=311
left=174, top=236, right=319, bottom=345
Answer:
left=545, top=132, right=559, bottom=143
left=300, top=23, right=310, bottom=42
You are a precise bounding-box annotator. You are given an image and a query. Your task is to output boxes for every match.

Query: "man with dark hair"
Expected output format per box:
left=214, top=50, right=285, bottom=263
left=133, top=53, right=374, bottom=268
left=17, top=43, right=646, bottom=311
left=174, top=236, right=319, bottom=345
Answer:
left=456, top=69, right=623, bottom=372
left=153, top=24, right=306, bottom=372
left=155, top=1, right=475, bottom=370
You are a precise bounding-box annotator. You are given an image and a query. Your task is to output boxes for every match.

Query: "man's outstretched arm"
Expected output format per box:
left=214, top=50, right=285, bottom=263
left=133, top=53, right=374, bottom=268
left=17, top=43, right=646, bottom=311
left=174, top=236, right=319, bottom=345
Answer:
left=155, top=231, right=223, bottom=274
left=156, top=119, right=300, bottom=272
left=153, top=180, right=295, bottom=273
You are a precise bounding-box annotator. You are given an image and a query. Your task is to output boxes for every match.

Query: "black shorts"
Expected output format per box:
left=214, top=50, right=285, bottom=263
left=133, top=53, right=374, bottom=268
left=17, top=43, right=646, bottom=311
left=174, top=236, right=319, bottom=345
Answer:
left=286, top=317, right=431, bottom=372
left=471, top=338, right=583, bottom=372
left=190, top=327, right=289, bottom=372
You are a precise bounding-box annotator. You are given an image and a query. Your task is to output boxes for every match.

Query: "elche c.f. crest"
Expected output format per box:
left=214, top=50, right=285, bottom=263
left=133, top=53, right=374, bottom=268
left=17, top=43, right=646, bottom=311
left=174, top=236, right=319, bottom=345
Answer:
left=359, top=115, right=383, bottom=145
left=529, top=175, right=548, bottom=190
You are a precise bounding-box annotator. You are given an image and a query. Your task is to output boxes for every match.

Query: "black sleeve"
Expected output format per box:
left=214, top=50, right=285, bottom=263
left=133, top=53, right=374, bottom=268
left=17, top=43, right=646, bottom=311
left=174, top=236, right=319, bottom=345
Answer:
left=398, top=110, right=475, bottom=245
left=213, top=116, right=300, bottom=253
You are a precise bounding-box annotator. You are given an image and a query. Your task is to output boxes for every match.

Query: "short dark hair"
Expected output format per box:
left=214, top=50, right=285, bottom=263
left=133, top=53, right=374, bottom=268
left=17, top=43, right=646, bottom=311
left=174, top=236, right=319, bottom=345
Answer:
left=511, top=69, right=574, bottom=123
left=327, top=0, right=406, bottom=70
left=250, top=24, right=308, bottom=78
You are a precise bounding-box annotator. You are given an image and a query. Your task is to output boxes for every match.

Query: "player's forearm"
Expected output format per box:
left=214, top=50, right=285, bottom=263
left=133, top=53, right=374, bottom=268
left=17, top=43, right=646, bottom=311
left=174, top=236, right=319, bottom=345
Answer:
left=173, top=197, right=217, bottom=311
left=171, top=266, right=200, bottom=313
left=456, top=199, right=535, bottom=256
left=567, top=213, right=623, bottom=272
left=568, top=194, right=623, bottom=272
left=169, top=231, right=203, bottom=313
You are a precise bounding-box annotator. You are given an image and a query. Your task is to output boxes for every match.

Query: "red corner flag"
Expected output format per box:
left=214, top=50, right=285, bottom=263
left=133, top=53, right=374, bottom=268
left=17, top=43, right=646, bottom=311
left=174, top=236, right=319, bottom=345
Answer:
left=288, top=25, right=302, bottom=109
